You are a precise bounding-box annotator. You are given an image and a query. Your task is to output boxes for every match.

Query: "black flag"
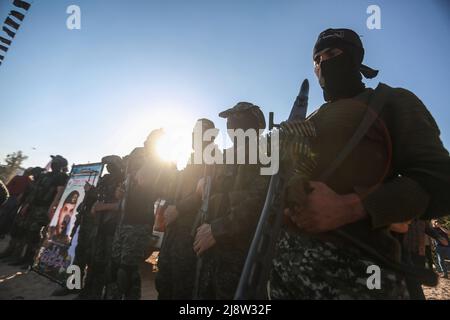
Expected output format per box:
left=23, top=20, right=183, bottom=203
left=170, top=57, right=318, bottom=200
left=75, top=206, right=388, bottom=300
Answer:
left=0, top=36, right=12, bottom=45
left=0, top=44, right=9, bottom=52
left=0, top=55, right=4, bottom=60
left=13, top=0, right=31, bottom=11
left=2, top=26, right=16, bottom=38
left=5, top=17, right=20, bottom=30
left=10, top=10, right=25, bottom=21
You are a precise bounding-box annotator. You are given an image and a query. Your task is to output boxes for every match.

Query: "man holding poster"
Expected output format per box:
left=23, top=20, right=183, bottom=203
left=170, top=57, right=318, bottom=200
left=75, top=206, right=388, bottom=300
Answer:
left=33, top=162, right=103, bottom=285
left=20, top=156, right=69, bottom=268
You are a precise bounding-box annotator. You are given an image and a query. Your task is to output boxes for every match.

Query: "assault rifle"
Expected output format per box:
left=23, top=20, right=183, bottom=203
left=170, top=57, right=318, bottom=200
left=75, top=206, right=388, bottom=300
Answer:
left=235, top=79, right=309, bottom=299
left=191, top=165, right=213, bottom=299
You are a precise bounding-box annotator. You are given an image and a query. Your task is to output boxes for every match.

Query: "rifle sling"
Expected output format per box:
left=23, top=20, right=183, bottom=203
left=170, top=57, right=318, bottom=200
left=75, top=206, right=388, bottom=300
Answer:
left=319, top=83, right=389, bottom=181
left=319, top=83, right=437, bottom=286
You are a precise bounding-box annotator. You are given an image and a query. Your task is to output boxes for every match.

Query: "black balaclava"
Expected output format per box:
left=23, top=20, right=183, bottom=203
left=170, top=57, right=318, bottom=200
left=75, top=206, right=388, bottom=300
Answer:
left=313, top=28, right=379, bottom=102
left=50, top=155, right=68, bottom=173
left=102, top=155, right=124, bottom=177
left=107, top=163, right=120, bottom=177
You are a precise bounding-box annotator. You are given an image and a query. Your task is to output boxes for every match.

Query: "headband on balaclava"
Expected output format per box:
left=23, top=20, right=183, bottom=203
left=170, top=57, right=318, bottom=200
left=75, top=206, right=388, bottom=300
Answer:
left=313, top=28, right=379, bottom=101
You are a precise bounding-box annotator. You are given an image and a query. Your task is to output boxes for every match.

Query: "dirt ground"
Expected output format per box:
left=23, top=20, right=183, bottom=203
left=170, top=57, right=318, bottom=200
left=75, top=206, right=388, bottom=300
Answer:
left=0, top=236, right=449, bottom=300
left=423, top=277, right=450, bottom=300
left=0, top=236, right=158, bottom=300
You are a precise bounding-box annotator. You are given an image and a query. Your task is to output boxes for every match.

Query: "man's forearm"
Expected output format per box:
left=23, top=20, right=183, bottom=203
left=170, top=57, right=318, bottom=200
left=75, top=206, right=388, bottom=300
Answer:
left=357, top=176, right=430, bottom=229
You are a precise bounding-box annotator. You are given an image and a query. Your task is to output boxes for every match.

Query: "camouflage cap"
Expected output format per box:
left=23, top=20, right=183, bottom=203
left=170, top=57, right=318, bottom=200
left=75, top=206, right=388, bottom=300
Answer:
left=219, top=102, right=266, bottom=129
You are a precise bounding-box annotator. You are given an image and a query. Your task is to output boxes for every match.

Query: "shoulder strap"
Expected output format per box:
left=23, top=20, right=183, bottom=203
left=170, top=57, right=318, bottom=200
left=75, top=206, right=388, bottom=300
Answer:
left=320, top=83, right=391, bottom=181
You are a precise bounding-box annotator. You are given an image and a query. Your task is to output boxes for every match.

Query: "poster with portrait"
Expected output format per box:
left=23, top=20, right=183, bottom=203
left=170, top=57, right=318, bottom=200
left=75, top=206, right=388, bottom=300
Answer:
left=32, top=163, right=104, bottom=284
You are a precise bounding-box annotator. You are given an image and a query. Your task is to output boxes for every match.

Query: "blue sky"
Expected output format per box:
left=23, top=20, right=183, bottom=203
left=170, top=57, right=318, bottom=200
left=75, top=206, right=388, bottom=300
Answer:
left=0, top=0, right=449, bottom=168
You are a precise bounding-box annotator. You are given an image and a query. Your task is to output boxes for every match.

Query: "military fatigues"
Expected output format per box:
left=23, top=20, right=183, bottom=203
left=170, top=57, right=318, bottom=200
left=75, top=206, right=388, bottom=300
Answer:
left=24, top=171, right=68, bottom=266
left=3, top=176, right=41, bottom=260
left=198, top=161, right=270, bottom=299
left=192, top=102, right=269, bottom=300
left=71, top=187, right=97, bottom=292
left=112, top=224, right=153, bottom=266
left=270, top=231, right=409, bottom=299
left=156, top=119, right=218, bottom=300
left=111, top=151, right=176, bottom=299
left=155, top=162, right=209, bottom=299
left=70, top=174, right=122, bottom=299
left=269, top=85, right=450, bottom=299
left=78, top=173, right=123, bottom=299
left=72, top=210, right=95, bottom=295
left=155, top=156, right=223, bottom=300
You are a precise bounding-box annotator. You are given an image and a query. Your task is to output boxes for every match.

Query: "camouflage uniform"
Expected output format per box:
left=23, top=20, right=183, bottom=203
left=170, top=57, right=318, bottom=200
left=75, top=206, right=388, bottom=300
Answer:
left=110, top=224, right=153, bottom=299
left=112, top=224, right=153, bottom=267
left=111, top=146, right=176, bottom=300
left=155, top=160, right=213, bottom=299
left=198, top=163, right=270, bottom=299
left=72, top=212, right=95, bottom=290
left=156, top=119, right=217, bottom=299
left=269, top=231, right=409, bottom=299
left=268, top=71, right=450, bottom=299
left=24, top=171, right=68, bottom=266
left=70, top=187, right=99, bottom=298
left=82, top=173, right=123, bottom=299
left=2, top=170, right=43, bottom=260
left=196, top=102, right=270, bottom=299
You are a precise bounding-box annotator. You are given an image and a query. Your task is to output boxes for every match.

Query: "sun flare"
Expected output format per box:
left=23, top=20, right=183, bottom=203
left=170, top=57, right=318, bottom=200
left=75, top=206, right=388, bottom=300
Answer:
left=155, top=125, right=193, bottom=170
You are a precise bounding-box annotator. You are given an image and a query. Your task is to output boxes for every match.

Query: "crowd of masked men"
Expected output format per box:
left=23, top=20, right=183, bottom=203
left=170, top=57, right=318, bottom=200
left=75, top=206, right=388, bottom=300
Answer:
left=1, top=28, right=450, bottom=300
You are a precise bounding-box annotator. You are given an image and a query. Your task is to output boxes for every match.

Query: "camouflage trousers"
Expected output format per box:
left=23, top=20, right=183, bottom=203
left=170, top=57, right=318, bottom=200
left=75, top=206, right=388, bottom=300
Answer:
left=198, top=246, right=247, bottom=300
left=110, top=224, right=153, bottom=299
left=84, top=231, right=115, bottom=299
left=73, top=223, right=95, bottom=271
left=155, top=226, right=197, bottom=299
left=269, top=230, right=410, bottom=300
left=25, top=206, right=50, bottom=245
left=112, top=224, right=153, bottom=266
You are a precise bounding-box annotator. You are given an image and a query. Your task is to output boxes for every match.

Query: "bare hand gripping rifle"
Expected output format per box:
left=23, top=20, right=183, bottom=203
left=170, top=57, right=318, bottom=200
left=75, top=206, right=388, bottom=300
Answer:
left=191, top=165, right=213, bottom=299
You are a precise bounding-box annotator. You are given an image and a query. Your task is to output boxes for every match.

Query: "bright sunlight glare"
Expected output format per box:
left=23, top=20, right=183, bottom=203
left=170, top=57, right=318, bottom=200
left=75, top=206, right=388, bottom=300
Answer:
left=155, top=126, right=193, bottom=170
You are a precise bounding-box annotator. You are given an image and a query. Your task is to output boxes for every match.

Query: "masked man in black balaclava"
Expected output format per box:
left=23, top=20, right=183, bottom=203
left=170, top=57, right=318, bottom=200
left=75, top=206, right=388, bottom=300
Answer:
left=313, top=28, right=378, bottom=102
left=269, top=28, right=450, bottom=300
